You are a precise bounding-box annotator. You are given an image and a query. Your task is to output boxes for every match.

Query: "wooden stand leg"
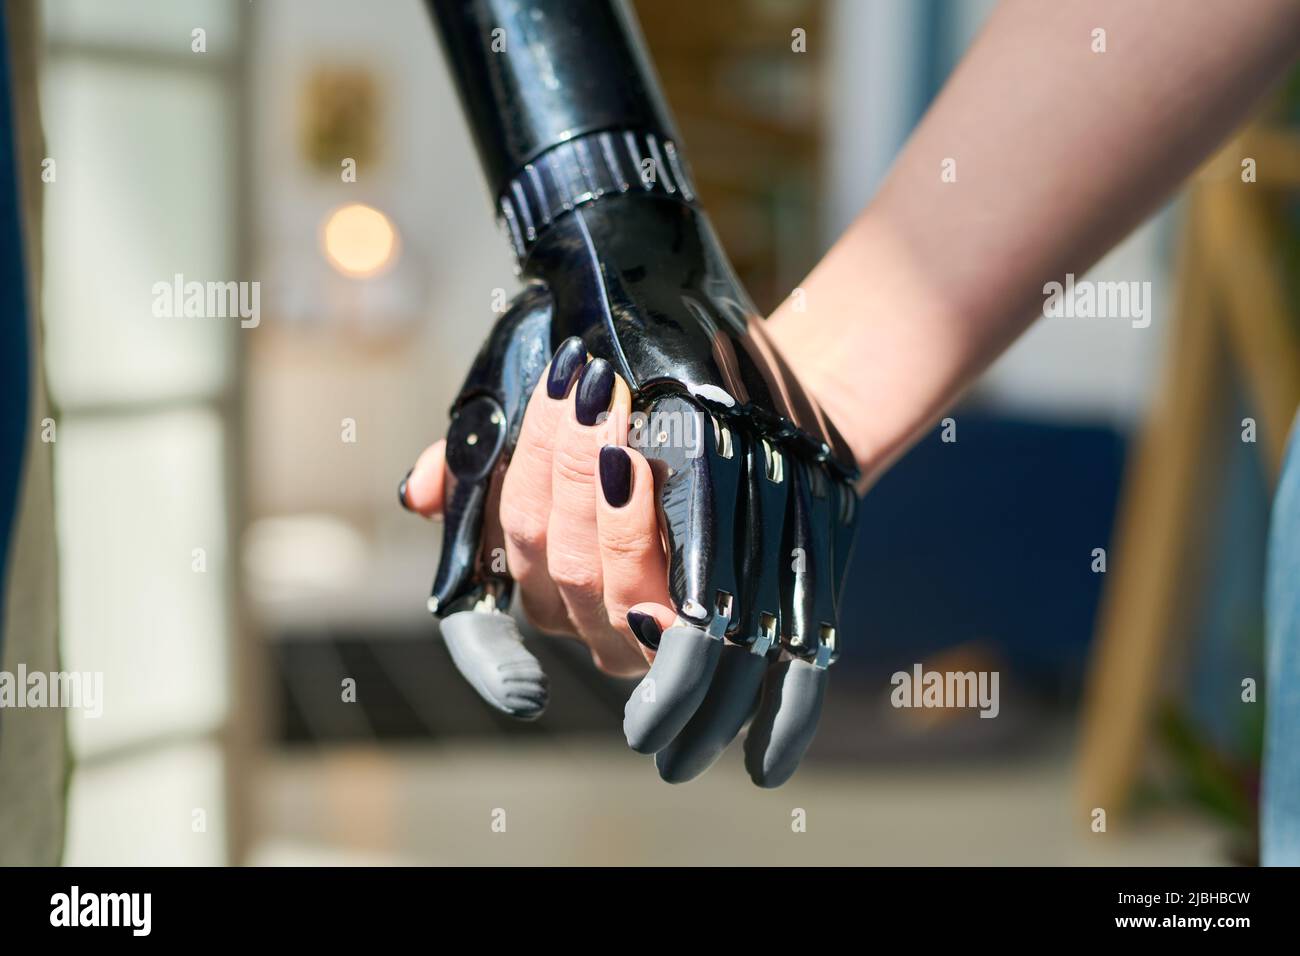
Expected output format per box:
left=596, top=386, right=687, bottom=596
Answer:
left=1076, top=195, right=1230, bottom=821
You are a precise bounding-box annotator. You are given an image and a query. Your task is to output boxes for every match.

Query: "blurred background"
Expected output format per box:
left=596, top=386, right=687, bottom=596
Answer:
left=36, top=0, right=1300, bottom=864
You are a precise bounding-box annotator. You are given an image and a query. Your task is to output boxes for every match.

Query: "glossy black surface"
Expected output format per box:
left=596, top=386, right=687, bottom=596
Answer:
left=429, top=284, right=552, bottom=615
left=736, top=434, right=787, bottom=646
left=522, top=193, right=855, bottom=480
left=626, top=608, right=661, bottom=651
left=426, top=0, right=676, bottom=198
left=545, top=335, right=586, bottom=399
left=397, top=467, right=415, bottom=512
left=639, top=394, right=741, bottom=633
left=424, top=0, right=859, bottom=672
left=598, top=445, right=631, bottom=508
left=574, top=357, right=614, bottom=426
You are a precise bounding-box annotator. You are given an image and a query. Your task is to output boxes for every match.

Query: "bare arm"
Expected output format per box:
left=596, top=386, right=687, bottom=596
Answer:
left=768, top=0, right=1300, bottom=488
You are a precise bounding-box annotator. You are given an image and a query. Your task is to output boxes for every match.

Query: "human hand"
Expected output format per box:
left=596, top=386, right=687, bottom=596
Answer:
left=401, top=337, right=672, bottom=681
left=400, top=182, right=859, bottom=788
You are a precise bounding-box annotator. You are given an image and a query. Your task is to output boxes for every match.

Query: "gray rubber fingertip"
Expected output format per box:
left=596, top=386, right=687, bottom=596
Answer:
left=623, top=625, right=721, bottom=754
left=441, top=610, right=549, bottom=720
left=655, top=643, right=767, bottom=783
left=743, top=659, right=828, bottom=788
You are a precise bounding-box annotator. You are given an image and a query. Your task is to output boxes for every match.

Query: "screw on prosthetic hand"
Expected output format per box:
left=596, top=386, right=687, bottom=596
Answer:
left=427, top=285, right=554, bottom=719
left=423, top=0, right=863, bottom=778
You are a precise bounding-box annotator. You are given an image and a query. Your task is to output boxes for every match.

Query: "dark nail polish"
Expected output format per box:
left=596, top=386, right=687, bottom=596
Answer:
left=599, top=445, right=632, bottom=507
left=574, top=357, right=614, bottom=426
left=627, top=609, right=661, bottom=650
left=546, top=336, right=587, bottom=400
left=398, top=467, right=414, bottom=511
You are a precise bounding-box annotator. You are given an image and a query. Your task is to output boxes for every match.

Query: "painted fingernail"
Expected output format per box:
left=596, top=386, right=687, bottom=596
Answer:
left=574, top=357, right=614, bottom=426
left=546, top=336, right=587, bottom=400
left=397, top=467, right=414, bottom=511
left=599, top=445, right=632, bottom=507
left=627, top=609, right=662, bottom=651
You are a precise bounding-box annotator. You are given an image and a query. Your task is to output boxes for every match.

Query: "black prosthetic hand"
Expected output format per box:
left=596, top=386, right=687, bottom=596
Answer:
left=421, top=0, right=860, bottom=785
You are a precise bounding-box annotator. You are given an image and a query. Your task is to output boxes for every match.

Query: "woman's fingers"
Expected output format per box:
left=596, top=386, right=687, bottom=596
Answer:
left=497, top=337, right=588, bottom=634
left=399, top=440, right=446, bottom=517
left=596, top=444, right=673, bottom=663
left=402, top=338, right=675, bottom=677
left=547, top=359, right=646, bottom=675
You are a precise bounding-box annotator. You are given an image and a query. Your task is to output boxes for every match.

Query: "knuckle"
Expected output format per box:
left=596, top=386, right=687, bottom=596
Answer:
left=517, top=416, right=556, bottom=459
left=518, top=594, right=572, bottom=636
left=547, top=547, right=602, bottom=595
left=599, top=523, right=649, bottom=564
left=501, top=507, right=548, bottom=556
left=551, top=443, right=596, bottom=488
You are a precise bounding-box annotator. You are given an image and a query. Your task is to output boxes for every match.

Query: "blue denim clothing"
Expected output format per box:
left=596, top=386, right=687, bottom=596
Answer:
left=0, top=0, right=30, bottom=666
left=1263, top=412, right=1300, bottom=865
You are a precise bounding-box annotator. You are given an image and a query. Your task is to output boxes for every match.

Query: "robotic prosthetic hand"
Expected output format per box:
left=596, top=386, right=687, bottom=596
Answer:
left=422, top=0, right=860, bottom=787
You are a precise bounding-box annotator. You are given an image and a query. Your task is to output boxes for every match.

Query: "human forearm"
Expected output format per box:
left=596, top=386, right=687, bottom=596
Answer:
left=770, top=0, right=1300, bottom=486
